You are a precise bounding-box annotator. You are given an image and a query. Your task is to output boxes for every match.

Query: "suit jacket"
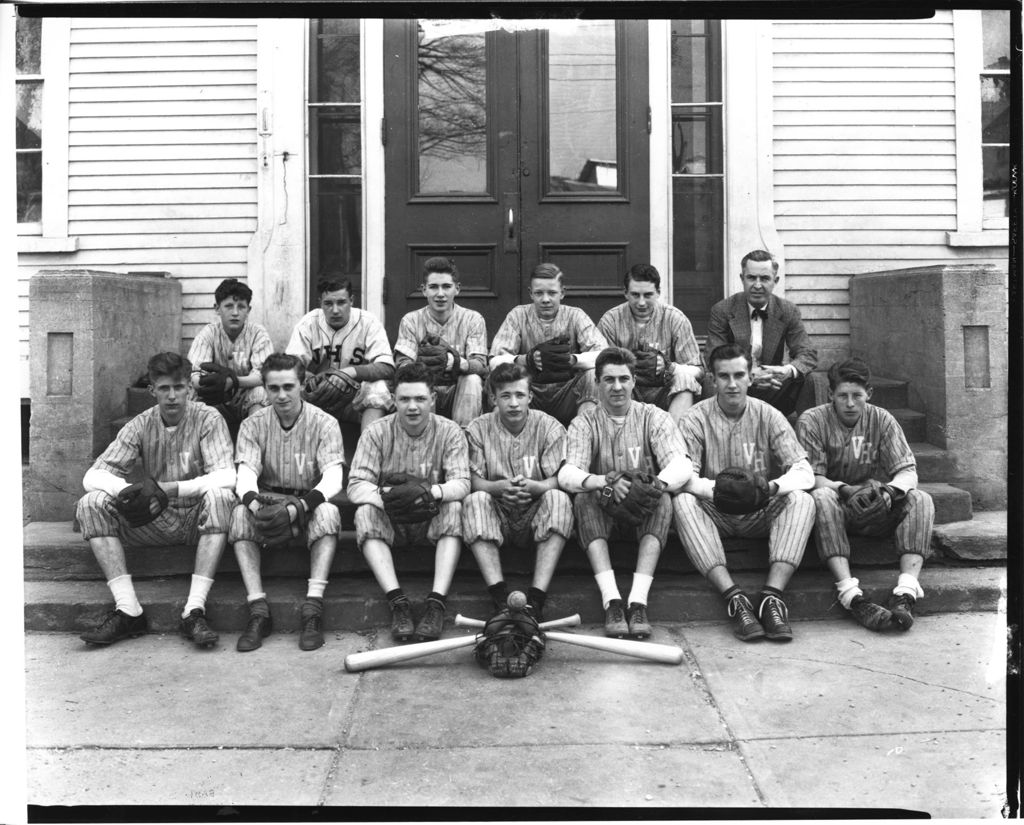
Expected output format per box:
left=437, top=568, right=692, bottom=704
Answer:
left=705, top=292, right=818, bottom=375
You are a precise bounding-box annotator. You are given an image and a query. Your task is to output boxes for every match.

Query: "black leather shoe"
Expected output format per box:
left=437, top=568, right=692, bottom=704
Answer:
left=81, top=609, right=148, bottom=646
left=727, top=593, right=765, bottom=642
left=236, top=605, right=273, bottom=652
left=180, top=608, right=219, bottom=648
left=888, top=593, right=916, bottom=631
left=626, top=602, right=652, bottom=639
left=299, top=599, right=324, bottom=651
left=604, top=599, right=628, bottom=638
left=849, top=596, right=893, bottom=632
left=758, top=593, right=793, bottom=642
left=413, top=598, right=445, bottom=642
left=390, top=597, right=415, bottom=642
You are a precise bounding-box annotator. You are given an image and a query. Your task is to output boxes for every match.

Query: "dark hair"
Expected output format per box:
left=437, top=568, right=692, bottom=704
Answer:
left=422, top=256, right=460, bottom=284
left=213, top=278, right=252, bottom=306
left=531, top=262, right=564, bottom=285
left=624, top=263, right=661, bottom=292
left=260, top=352, right=306, bottom=384
left=707, top=343, right=753, bottom=373
left=487, top=362, right=531, bottom=396
left=395, top=361, right=435, bottom=391
left=316, top=276, right=355, bottom=299
left=740, top=249, right=779, bottom=275
left=827, top=357, right=872, bottom=391
left=147, top=352, right=191, bottom=384
left=595, top=346, right=636, bottom=380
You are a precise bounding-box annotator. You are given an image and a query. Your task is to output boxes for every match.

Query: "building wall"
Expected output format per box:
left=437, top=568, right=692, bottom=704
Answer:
left=770, top=12, right=1008, bottom=368
left=17, top=17, right=259, bottom=386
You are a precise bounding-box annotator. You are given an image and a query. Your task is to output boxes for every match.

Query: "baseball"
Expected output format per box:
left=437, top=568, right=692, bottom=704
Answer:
left=507, top=590, right=528, bottom=610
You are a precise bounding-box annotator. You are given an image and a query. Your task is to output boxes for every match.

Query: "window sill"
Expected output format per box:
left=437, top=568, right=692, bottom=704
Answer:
left=17, top=236, right=79, bottom=254
left=946, top=230, right=1009, bottom=248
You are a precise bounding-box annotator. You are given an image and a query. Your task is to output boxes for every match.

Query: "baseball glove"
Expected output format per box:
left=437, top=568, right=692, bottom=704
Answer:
left=196, top=362, right=238, bottom=406
left=302, top=368, right=359, bottom=416
left=116, top=477, right=169, bottom=528
left=713, top=466, right=771, bottom=515
left=599, top=471, right=666, bottom=526
left=417, top=334, right=461, bottom=383
left=252, top=492, right=307, bottom=547
left=632, top=346, right=672, bottom=387
left=527, top=335, right=574, bottom=384
left=473, top=608, right=546, bottom=678
left=380, top=472, right=439, bottom=524
left=844, top=479, right=892, bottom=532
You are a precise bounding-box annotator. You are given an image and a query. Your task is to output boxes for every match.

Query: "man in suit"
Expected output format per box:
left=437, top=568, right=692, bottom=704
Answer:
left=705, top=250, right=818, bottom=417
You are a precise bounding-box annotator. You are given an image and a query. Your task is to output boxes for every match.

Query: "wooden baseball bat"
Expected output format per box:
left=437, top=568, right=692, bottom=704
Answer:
left=543, top=630, right=684, bottom=665
left=344, top=635, right=478, bottom=673
left=453, top=613, right=582, bottom=631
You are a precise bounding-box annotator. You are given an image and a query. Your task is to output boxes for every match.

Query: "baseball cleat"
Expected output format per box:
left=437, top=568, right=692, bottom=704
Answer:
left=626, top=602, right=652, bottom=639
left=236, top=604, right=273, bottom=652
left=299, top=598, right=325, bottom=651
left=727, top=593, right=765, bottom=642
left=603, top=599, right=629, bottom=638
left=389, top=597, right=415, bottom=642
left=180, top=608, right=219, bottom=648
left=81, top=609, right=149, bottom=646
left=849, top=596, right=893, bottom=632
left=413, top=597, right=446, bottom=642
left=758, top=593, right=793, bottom=642
left=888, top=593, right=916, bottom=631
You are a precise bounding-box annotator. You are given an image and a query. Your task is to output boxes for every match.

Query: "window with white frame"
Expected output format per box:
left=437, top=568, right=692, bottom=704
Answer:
left=980, top=9, right=1009, bottom=224
left=16, top=15, right=42, bottom=227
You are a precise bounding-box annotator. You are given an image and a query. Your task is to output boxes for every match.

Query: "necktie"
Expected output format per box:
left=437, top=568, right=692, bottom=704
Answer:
left=751, top=308, right=767, bottom=322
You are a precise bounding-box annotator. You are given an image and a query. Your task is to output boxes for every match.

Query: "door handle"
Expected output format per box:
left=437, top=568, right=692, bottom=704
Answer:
left=503, top=194, right=519, bottom=253
left=507, top=207, right=515, bottom=240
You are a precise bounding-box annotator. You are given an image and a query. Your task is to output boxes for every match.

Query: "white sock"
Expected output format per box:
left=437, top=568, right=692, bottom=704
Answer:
left=893, top=573, right=924, bottom=599
left=246, top=591, right=268, bottom=603
left=835, top=577, right=863, bottom=610
left=627, top=573, right=654, bottom=606
left=107, top=574, right=143, bottom=617
left=594, top=570, right=621, bottom=610
left=182, top=574, right=215, bottom=617
left=306, top=578, right=328, bottom=600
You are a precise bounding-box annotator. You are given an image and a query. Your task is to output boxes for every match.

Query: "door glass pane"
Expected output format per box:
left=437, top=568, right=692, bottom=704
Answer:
left=982, top=146, right=1009, bottom=219
left=311, top=179, right=362, bottom=278
left=980, top=75, right=1009, bottom=143
left=671, top=105, right=722, bottom=174
left=317, top=109, right=362, bottom=175
left=672, top=20, right=722, bottom=103
left=417, top=23, right=487, bottom=194
left=315, top=19, right=360, bottom=103
left=16, top=17, right=41, bottom=75
left=16, top=82, right=42, bottom=149
left=17, top=152, right=42, bottom=222
left=547, top=21, right=618, bottom=193
left=981, top=10, right=1010, bottom=70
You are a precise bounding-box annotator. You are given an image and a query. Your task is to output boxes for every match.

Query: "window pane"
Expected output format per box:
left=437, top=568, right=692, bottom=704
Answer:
left=17, top=152, right=42, bottom=222
left=982, top=145, right=1009, bottom=219
left=310, top=179, right=362, bottom=279
left=672, top=106, right=723, bottom=174
left=547, top=20, right=618, bottom=193
left=16, top=16, right=41, bottom=75
left=673, top=176, right=723, bottom=334
left=980, top=75, right=1009, bottom=143
left=316, top=110, right=361, bottom=175
left=315, top=20, right=360, bottom=103
left=16, top=82, right=42, bottom=149
left=981, top=10, right=1010, bottom=70
left=671, top=20, right=721, bottom=103
left=417, top=24, right=487, bottom=194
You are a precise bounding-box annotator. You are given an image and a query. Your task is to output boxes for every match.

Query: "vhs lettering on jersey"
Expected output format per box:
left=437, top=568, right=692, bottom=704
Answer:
left=741, top=442, right=768, bottom=474
left=849, top=436, right=879, bottom=464
left=313, top=344, right=366, bottom=370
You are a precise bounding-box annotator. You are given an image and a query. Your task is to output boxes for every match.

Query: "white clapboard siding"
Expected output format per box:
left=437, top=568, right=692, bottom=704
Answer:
left=771, top=14, right=970, bottom=352
left=18, top=19, right=259, bottom=379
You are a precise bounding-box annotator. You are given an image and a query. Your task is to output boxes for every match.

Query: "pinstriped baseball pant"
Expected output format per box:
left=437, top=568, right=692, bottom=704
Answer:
left=672, top=490, right=815, bottom=575
left=530, top=371, right=598, bottom=426
left=76, top=488, right=235, bottom=544
left=811, top=486, right=934, bottom=559
left=228, top=502, right=341, bottom=548
left=434, top=374, right=483, bottom=428
left=574, top=490, right=674, bottom=550
left=355, top=501, right=463, bottom=548
left=462, top=489, right=573, bottom=547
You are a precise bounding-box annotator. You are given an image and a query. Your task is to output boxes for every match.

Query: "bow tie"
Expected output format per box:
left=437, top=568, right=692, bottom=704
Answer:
left=751, top=308, right=768, bottom=322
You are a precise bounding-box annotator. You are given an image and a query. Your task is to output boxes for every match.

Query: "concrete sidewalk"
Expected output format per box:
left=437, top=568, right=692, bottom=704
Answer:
left=25, top=610, right=1008, bottom=817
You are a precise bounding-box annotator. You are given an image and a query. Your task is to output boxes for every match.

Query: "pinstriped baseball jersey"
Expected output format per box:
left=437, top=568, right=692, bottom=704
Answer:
left=597, top=302, right=702, bottom=369
left=188, top=321, right=274, bottom=379
left=565, top=402, right=688, bottom=475
left=490, top=304, right=607, bottom=358
left=466, top=409, right=566, bottom=483
left=91, top=402, right=234, bottom=502
left=680, top=397, right=806, bottom=484
left=286, top=308, right=394, bottom=376
left=349, top=413, right=470, bottom=487
left=796, top=403, right=916, bottom=485
left=235, top=403, right=345, bottom=492
left=394, top=305, right=488, bottom=362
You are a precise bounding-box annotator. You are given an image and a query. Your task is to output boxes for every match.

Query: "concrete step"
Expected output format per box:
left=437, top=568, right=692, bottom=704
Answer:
left=910, top=442, right=962, bottom=484
left=889, top=408, right=927, bottom=443
left=23, top=565, right=1006, bottom=634
left=919, top=482, right=973, bottom=523
left=866, top=376, right=909, bottom=410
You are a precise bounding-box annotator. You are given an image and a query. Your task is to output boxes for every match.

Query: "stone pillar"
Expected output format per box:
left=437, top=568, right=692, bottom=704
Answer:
left=26, top=270, right=182, bottom=520
left=849, top=263, right=1007, bottom=508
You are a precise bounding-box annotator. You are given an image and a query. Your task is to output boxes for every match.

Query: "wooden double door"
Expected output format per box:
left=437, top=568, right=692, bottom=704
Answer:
left=383, top=19, right=650, bottom=340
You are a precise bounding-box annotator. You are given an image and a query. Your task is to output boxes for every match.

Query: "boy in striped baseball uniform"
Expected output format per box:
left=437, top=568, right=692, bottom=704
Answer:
left=286, top=276, right=395, bottom=431
left=188, top=278, right=274, bottom=438
left=558, top=347, right=695, bottom=638
left=394, top=257, right=488, bottom=428
left=347, top=362, right=471, bottom=643
left=76, top=352, right=236, bottom=648
left=673, top=343, right=815, bottom=642
left=796, top=358, right=934, bottom=631
left=462, top=363, right=573, bottom=620
left=597, top=263, right=704, bottom=425
left=490, top=263, right=608, bottom=426
left=229, top=353, right=345, bottom=652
